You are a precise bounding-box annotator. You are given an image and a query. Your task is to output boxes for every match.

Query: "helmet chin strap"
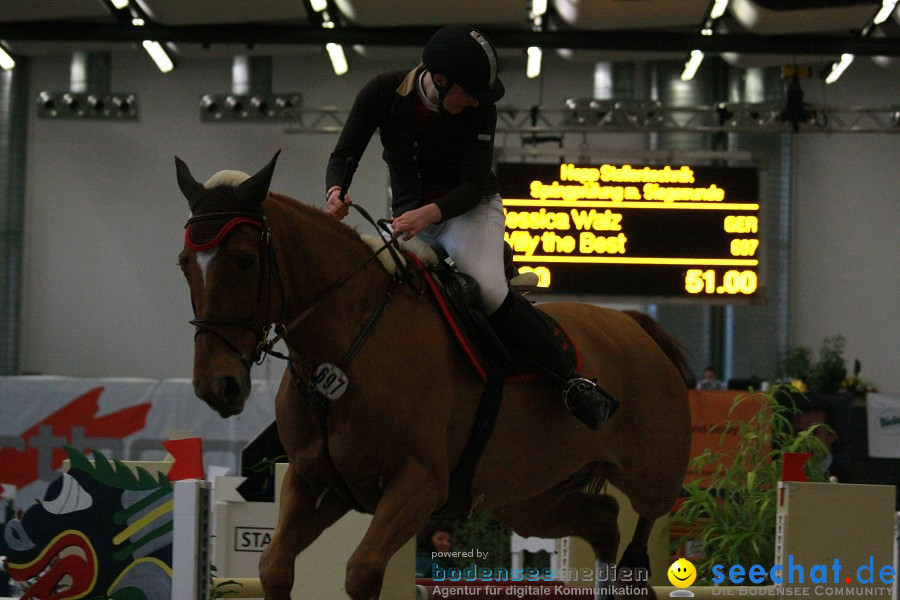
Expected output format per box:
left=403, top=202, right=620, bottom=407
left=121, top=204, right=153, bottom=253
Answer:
left=429, top=70, right=453, bottom=112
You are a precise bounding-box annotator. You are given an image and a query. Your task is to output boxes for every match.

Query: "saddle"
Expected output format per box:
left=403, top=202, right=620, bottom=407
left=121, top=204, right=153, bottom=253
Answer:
left=363, top=235, right=580, bottom=519
left=361, top=234, right=579, bottom=381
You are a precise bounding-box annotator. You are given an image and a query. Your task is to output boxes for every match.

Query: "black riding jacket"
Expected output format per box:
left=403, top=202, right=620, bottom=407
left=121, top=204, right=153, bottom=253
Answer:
left=326, top=65, right=500, bottom=222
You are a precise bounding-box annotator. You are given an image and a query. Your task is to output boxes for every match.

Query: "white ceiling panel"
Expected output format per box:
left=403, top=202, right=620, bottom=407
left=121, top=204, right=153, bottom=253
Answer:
left=141, top=0, right=309, bottom=25
left=729, top=0, right=879, bottom=34
left=333, top=0, right=526, bottom=26
left=553, top=0, right=711, bottom=30
left=0, top=0, right=110, bottom=22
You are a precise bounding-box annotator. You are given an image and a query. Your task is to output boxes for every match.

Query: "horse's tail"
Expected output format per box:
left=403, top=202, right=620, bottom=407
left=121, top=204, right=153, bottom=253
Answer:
left=623, top=310, right=693, bottom=387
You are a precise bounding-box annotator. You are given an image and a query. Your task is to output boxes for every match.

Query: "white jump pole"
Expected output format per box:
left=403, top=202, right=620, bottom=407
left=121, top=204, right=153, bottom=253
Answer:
left=172, top=479, right=212, bottom=600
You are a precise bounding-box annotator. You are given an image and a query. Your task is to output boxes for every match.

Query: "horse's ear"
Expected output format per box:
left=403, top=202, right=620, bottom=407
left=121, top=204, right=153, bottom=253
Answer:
left=235, top=150, right=281, bottom=208
left=175, top=156, right=205, bottom=212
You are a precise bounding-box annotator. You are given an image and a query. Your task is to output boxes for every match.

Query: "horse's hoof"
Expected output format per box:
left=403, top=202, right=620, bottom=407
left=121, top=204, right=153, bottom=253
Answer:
left=345, top=560, right=384, bottom=600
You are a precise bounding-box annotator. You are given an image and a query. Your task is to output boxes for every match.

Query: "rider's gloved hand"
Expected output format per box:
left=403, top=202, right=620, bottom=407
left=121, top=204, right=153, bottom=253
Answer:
left=325, top=186, right=351, bottom=220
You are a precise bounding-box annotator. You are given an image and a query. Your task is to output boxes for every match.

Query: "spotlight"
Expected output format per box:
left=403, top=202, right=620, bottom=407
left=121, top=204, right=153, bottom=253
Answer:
left=526, top=47, right=542, bottom=79
left=226, top=95, right=245, bottom=114
left=873, top=0, right=898, bottom=25
left=112, top=94, right=134, bottom=112
left=201, top=94, right=219, bottom=115
left=37, top=91, right=138, bottom=120
left=63, top=92, right=81, bottom=113
left=251, top=96, right=269, bottom=114
left=681, top=50, right=704, bottom=81
left=824, top=53, right=854, bottom=84
left=88, top=94, right=106, bottom=113
left=0, top=44, right=15, bottom=70
left=326, top=43, right=348, bottom=75
left=142, top=40, right=174, bottom=73
left=709, top=0, right=730, bottom=20
left=200, top=93, right=302, bottom=121
left=38, top=91, right=56, bottom=111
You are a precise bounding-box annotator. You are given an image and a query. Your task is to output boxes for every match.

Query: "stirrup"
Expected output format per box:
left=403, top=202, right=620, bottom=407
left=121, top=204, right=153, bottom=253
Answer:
left=563, top=377, right=619, bottom=431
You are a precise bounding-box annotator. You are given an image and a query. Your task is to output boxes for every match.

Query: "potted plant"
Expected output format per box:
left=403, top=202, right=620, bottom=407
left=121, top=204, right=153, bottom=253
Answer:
left=671, top=389, right=831, bottom=584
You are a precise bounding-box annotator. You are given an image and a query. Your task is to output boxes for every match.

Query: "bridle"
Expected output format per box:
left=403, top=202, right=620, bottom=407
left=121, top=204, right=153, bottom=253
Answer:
left=184, top=205, right=409, bottom=377
left=185, top=201, right=415, bottom=516
left=185, top=211, right=283, bottom=371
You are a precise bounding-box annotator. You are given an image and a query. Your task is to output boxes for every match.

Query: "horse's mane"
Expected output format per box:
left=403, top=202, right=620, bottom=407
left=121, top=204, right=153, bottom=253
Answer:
left=263, top=191, right=372, bottom=252
left=624, top=310, right=694, bottom=386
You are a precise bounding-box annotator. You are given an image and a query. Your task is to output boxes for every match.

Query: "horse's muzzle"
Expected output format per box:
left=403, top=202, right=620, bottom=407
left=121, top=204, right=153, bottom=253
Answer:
left=195, top=373, right=251, bottom=418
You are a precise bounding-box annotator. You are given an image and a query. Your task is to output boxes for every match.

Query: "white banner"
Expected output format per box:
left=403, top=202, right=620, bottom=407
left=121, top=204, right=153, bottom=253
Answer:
left=0, top=375, right=277, bottom=508
left=867, top=392, right=900, bottom=459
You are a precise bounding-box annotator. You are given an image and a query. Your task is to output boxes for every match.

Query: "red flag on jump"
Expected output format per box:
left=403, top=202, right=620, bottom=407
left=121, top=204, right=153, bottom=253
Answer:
left=162, top=438, right=204, bottom=481
left=781, top=452, right=812, bottom=482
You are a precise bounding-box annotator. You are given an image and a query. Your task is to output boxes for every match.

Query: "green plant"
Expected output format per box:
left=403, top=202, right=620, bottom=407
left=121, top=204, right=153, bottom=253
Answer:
left=671, top=389, right=831, bottom=584
left=807, top=335, right=847, bottom=394
left=781, top=346, right=812, bottom=382
left=782, top=335, right=848, bottom=394
left=452, top=511, right=513, bottom=571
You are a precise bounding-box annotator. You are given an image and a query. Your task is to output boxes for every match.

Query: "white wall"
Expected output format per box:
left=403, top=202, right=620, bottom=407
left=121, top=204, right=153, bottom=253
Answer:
left=789, top=58, right=900, bottom=394
left=16, top=48, right=900, bottom=393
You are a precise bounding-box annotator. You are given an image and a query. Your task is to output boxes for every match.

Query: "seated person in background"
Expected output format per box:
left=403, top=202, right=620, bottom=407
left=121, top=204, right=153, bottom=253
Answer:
left=416, top=519, right=456, bottom=578
left=791, top=401, right=842, bottom=481
left=697, top=366, right=726, bottom=390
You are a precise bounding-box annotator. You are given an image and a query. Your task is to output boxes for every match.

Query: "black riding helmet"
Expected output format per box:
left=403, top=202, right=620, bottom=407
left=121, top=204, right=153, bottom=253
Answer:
left=422, top=24, right=505, bottom=105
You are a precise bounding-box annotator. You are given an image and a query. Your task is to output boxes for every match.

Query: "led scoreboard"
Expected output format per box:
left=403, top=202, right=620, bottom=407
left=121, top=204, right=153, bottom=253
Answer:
left=497, top=162, right=761, bottom=298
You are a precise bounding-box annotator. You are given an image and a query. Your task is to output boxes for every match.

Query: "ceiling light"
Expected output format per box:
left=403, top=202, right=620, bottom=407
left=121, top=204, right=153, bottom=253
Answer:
left=310, top=0, right=329, bottom=12
left=681, top=50, right=704, bottom=81
left=110, top=0, right=129, bottom=8
left=0, top=44, right=14, bottom=70
left=142, top=40, right=174, bottom=73
left=710, top=0, right=730, bottom=20
left=526, top=47, right=542, bottom=79
left=873, top=0, right=898, bottom=24
left=132, top=17, right=145, bottom=26
left=824, top=53, right=854, bottom=84
left=532, top=0, right=548, bottom=17
left=326, top=43, right=348, bottom=75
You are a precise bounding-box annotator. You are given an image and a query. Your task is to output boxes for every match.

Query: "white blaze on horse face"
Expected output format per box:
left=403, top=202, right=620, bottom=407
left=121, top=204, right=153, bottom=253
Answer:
left=196, top=248, right=218, bottom=286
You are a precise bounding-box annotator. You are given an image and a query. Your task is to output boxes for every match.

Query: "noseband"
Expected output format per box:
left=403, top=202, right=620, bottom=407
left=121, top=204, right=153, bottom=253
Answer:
left=186, top=212, right=282, bottom=370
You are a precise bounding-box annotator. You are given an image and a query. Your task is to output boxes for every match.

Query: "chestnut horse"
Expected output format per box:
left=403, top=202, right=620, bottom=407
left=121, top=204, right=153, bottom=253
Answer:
left=175, top=153, right=691, bottom=600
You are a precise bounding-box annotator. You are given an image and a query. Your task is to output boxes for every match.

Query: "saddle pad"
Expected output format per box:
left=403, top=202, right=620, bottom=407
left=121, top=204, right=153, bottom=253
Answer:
left=406, top=253, right=581, bottom=383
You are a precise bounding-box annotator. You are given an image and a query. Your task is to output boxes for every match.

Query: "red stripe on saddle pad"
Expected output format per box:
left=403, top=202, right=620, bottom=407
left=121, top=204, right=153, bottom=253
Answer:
left=407, top=253, right=490, bottom=382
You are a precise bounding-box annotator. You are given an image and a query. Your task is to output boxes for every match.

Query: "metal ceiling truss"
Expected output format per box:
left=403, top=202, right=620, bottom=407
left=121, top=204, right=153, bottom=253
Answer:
left=282, top=102, right=900, bottom=135
left=2, top=22, right=900, bottom=57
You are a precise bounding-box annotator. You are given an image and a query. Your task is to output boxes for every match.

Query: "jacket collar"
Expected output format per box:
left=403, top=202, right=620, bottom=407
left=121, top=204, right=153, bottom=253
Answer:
left=396, top=64, right=426, bottom=97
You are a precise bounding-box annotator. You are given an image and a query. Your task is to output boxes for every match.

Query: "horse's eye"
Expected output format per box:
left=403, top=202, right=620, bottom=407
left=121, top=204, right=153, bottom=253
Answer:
left=236, top=254, right=256, bottom=270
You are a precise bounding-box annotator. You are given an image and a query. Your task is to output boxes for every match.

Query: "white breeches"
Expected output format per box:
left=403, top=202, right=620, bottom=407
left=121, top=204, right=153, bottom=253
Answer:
left=422, top=193, right=508, bottom=314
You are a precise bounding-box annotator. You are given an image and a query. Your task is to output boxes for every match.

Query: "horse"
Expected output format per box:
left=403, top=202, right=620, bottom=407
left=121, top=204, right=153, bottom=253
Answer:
left=175, top=152, right=691, bottom=600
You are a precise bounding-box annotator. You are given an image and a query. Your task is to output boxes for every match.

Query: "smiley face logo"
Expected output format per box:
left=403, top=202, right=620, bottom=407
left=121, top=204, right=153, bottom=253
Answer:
left=667, top=558, right=697, bottom=588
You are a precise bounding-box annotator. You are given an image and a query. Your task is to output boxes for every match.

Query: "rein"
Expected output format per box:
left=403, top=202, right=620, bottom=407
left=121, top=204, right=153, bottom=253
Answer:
left=187, top=201, right=413, bottom=515
left=259, top=202, right=407, bottom=362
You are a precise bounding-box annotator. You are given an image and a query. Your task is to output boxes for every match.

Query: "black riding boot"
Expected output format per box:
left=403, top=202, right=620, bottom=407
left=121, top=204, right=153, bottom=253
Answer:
left=488, top=292, right=619, bottom=430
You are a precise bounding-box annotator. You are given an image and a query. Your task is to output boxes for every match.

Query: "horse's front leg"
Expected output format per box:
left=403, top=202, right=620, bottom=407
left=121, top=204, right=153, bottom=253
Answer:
left=344, top=460, right=440, bottom=600
left=259, top=463, right=350, bottom=600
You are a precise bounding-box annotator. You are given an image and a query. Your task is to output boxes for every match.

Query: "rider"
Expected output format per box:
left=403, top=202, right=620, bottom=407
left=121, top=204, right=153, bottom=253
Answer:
left=324, top=24, right=617, bottom=430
